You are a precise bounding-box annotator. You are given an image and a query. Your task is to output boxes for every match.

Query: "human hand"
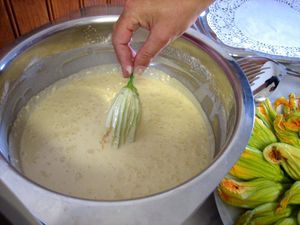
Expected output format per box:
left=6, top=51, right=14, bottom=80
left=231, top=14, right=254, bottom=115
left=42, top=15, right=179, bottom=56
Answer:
left=112, top=0, right=213, bottom=77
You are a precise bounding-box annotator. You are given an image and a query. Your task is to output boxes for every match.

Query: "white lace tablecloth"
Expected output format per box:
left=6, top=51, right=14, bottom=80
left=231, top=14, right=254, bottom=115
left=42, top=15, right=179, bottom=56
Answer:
left=206, top=0, right=300, bottom=59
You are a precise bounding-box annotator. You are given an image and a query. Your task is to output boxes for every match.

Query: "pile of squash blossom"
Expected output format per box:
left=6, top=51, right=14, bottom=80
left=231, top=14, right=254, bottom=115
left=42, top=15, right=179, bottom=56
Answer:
left=218, top=93, right=300, bottom=225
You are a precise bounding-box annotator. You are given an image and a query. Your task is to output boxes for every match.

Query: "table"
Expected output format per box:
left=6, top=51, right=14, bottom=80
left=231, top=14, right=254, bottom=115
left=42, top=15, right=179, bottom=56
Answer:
left=183, top=194, right=223, bottom=225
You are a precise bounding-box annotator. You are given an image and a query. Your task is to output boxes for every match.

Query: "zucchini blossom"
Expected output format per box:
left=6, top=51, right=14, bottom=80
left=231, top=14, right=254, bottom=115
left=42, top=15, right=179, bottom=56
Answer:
left=274, top=114, right=300, bottom=148
left=278, top=181, right=300, bottom=213
left=274, top=93, right=299, bottom=116
left=273, top=93, right=300, bottom=148
left=218, top=177, right=287, bottom=209
left=263, top=143, right=300, bottom=180
left=229, top=146, right=287, bottom=182
left=274, top=218, right=297, bottom=225
left=256, top=98, right=277, bottom=129
left=248, top=117, right=278, bottom=150
left=104, top=75, right=141, bottom=148
left=235, top=202, right=292, bottom=225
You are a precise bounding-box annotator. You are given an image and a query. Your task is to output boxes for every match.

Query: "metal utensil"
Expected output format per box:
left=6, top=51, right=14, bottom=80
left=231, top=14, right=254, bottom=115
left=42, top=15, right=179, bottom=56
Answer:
left=0, top=16, right=254, bottom=225
left=237, top=56, right=300, bottom=103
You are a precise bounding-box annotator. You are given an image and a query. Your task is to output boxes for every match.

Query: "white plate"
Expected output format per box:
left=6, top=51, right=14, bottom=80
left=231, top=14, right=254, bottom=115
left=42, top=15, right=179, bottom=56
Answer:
left=214, top=73, right=300, bottom=225
left=198, top=0, right=300, bottom=62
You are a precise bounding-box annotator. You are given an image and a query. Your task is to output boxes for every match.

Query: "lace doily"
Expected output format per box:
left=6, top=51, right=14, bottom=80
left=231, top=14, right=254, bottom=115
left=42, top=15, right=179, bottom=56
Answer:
left=207, top=0, right=300, bottom=58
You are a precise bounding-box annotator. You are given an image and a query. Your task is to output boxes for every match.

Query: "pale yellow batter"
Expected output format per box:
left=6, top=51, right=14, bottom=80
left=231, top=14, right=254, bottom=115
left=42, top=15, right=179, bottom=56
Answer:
left=10, top=65, right=215, bottom=200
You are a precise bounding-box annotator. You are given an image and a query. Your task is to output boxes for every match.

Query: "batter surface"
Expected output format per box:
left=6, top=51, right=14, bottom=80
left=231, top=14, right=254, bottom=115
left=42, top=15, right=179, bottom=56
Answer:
left=10, top=65, right=215, bottom=200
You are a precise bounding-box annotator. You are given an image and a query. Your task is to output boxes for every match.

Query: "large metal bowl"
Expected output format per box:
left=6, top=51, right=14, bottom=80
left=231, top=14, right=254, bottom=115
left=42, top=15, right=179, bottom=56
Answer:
left=0, top=16, right=254, bottom=225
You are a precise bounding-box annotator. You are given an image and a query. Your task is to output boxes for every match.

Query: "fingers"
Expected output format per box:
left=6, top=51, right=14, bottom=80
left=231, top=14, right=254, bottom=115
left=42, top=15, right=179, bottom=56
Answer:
left=134, top=27, right=173, bottom=73
left=113, top=13, right=175, bottom=76
left=112, top=14, right=139, bottom=77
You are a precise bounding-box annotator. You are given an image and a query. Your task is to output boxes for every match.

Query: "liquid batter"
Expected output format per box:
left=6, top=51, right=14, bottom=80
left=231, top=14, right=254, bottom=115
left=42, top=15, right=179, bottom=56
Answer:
left=10, top=65, right=215, bottom=200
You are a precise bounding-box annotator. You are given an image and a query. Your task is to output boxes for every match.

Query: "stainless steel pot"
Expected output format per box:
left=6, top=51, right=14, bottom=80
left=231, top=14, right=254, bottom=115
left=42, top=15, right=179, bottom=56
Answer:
left=0, top=16, right=254, bottom=225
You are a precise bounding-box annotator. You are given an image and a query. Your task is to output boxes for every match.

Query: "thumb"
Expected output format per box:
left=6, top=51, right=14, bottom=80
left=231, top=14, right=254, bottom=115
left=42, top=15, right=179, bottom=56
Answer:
left=134, top=27, right=174, bottom=73
left=112, top=13, right=139, bottom=77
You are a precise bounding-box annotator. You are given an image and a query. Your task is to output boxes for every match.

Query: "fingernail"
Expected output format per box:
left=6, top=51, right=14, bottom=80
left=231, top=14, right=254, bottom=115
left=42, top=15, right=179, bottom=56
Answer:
left=126, top=65, right=133, bottom=75
left=134, top=66, right=146, bottom=75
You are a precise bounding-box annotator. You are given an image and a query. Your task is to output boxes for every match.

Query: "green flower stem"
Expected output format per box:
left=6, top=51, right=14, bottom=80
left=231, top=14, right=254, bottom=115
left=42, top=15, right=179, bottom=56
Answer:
left=126, top=74, right=138, bottom=94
